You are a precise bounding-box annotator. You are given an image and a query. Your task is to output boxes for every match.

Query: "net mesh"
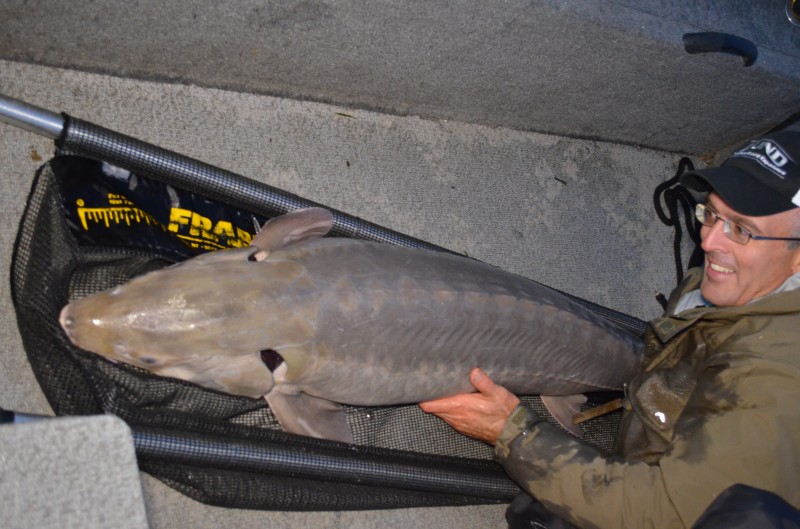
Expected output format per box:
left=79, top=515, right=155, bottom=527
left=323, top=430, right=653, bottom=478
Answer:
left=11, top=150, right=643, bottom=511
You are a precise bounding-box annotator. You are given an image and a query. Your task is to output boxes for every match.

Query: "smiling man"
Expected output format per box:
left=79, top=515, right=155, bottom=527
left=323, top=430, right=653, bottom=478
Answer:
left=693, top=194, right=800, bottom=307
left=420, top=129, right=800, bottom=529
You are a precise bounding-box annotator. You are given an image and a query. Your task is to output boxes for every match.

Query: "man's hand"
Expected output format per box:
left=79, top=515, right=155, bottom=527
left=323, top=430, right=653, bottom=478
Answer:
left=419, top=367, right=521, bottom=445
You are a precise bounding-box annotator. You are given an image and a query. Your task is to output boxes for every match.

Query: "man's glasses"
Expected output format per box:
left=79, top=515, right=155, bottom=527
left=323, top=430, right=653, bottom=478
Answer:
left=695, top=203, right=800, bottom=245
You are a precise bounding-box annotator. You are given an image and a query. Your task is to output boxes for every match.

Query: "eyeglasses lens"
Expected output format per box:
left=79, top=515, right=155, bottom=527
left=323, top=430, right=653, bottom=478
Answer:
left=695, top=204, right=713, bottom=227
left=695, top=204, right=751, bottom=244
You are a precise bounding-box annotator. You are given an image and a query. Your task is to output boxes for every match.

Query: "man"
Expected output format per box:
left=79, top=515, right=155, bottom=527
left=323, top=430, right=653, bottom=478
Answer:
left=420, top=129, right=800, bottom=528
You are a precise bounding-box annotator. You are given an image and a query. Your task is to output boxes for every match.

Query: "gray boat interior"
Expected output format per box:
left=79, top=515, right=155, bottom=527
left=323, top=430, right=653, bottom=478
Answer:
left=1, top=2, right=799, bottom=528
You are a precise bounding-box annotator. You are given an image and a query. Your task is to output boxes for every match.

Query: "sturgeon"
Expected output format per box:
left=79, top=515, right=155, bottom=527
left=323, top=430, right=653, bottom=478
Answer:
left=59, top=207, right=643, bottom=443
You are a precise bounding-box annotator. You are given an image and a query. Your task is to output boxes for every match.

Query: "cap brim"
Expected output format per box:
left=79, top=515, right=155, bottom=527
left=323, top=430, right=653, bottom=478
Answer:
left=680, top=166, right=796, bottom=216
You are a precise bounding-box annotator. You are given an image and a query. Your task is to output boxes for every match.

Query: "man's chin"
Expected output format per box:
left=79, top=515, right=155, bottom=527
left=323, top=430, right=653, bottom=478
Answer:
left=700, top=278, right=726, bottom=307
left=701, top=281, right=747, bottom=308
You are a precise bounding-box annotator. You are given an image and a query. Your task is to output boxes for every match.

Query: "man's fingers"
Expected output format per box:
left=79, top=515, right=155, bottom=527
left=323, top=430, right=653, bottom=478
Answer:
left=470, top=367, right=501, bottom=395
left=420, top=368, right=507, bottom=415
left=421, top=369, right=500, bottom=409
left=470, top=367, right=521, bottom=417
left=418, top=368, right=520, bottom=445
left=419, top=395, right=462, bottom=414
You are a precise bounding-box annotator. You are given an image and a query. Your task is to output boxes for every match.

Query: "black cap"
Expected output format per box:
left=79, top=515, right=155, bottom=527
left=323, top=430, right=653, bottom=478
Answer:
left=680, top=129, right=800, bottom=216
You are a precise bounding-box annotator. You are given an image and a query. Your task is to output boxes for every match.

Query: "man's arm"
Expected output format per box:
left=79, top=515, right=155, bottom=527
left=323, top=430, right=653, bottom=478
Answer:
left=420, top=369, right=687, bottom=528
left=421, top=356, right=800, bottom=529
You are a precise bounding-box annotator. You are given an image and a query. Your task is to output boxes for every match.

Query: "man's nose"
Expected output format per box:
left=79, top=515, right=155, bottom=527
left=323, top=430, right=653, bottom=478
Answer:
left=700, top=219, right=730, bottom=252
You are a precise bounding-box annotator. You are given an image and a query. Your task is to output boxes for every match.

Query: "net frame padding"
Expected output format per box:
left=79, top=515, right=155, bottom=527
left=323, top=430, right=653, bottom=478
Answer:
left=12, top=127, right=644, bottom=510
left=56, top=116, right=648, bottom=338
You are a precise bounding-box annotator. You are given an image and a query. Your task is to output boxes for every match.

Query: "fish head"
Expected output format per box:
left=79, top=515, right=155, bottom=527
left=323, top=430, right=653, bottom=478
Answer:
left=58, top=207, right=335, bottom=399
left=59, top=246, right=277, bottom=397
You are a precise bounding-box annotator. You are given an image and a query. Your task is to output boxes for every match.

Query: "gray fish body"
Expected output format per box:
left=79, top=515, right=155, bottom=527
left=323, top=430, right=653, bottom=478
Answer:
left=276, top=238, right=641, bottom=403
left=60, top=208, right=643, bottom=442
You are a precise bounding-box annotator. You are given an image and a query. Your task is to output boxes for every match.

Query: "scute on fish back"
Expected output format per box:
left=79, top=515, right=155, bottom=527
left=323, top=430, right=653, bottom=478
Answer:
left=60, top=207, right=642, bottom=444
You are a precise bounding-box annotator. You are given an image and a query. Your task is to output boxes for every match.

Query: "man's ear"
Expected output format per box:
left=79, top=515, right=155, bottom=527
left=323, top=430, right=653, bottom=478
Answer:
left=788, top=210, right=800, bottom=273
left=792, top=247, right=800, bottom=274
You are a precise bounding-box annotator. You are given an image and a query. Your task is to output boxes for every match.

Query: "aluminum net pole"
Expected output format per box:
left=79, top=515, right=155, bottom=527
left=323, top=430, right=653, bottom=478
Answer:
left=0, top=94, right=64, bottom=139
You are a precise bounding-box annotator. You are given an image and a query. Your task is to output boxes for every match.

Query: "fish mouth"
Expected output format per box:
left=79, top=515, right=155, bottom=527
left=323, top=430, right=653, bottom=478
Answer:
left=59, top=305, right=75, bottom=337
left=58, top=304, right=120, bottom=364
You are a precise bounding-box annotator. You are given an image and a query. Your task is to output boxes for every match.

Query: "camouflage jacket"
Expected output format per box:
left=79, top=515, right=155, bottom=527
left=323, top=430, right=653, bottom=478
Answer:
left=495, top=267, right=800, bottom=529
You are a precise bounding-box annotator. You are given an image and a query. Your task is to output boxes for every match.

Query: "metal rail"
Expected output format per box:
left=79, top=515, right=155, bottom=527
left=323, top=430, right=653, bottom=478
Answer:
left=0, top=93, right=64, bottom=139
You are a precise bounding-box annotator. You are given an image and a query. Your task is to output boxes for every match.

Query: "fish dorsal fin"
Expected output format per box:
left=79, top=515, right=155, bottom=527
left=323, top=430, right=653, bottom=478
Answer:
left=250, top=207, right=334, bottom=261
left=541, top=394, right=587, bottom=437
left=265, top=390, right=354, bottom=444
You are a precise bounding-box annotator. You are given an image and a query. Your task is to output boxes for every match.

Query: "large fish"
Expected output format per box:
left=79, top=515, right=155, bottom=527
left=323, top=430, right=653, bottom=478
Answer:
left=60, top=207, right=643, bottom=443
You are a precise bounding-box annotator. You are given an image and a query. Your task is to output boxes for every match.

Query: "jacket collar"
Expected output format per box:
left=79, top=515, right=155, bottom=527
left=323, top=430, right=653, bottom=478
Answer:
left=650, top=268, right=800, bottom=342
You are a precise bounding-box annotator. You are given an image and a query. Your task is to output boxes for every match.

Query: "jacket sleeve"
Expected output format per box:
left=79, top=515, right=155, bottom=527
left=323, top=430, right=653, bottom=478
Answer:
left=495, top=406, right=686, bottom=529
left=495, top=353, right=800, bottom=529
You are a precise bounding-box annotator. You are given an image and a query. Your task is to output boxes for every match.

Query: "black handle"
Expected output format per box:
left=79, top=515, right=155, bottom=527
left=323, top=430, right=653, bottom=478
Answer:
left=683, top=32, right=758, bottom=67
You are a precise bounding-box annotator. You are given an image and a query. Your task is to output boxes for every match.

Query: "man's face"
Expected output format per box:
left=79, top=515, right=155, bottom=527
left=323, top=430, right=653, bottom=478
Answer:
left=700, top=193, right=800, bottom=307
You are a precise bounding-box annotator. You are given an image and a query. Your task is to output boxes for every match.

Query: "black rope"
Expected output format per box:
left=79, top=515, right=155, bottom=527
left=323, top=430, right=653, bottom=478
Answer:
left=653, top=157, right=704, bottom=307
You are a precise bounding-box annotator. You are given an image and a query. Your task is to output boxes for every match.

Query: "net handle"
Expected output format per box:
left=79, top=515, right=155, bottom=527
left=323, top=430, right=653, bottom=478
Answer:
left=0, top=93, right=64, bottom=139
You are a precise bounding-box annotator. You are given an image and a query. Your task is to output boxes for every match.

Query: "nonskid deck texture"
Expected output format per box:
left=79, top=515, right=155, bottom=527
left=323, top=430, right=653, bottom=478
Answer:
left=1, top=1, right=798, bottom=154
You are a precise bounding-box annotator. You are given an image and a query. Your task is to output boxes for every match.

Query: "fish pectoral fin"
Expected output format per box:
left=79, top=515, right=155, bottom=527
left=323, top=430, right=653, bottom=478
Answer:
left=265, top=391, right=353, bottom=444
left=251, top=207, right=334, bottom=257
left=541, top=394, right=587, bottom=438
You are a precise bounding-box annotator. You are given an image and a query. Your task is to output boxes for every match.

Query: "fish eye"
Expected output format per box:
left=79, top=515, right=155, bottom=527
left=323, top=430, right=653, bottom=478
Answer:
left=139, top=356, right=158, bottom=366
left=249, top=249, right=269, bottom=262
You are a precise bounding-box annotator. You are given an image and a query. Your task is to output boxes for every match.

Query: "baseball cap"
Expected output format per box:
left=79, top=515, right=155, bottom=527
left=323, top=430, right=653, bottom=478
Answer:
left=680, top=129, right=800, bottom=216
